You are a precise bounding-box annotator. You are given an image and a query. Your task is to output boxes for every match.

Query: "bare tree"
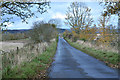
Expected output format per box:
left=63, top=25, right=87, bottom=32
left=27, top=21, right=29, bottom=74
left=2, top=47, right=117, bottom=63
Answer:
left=0, top=1, right=50, bottom=27
left=65, top=2, right=93, bottom=31
left=100, top=1, right=120, bottom=16
left=100, top=1, right=120, bottom=34
left=98, top=15, right=111, bottom=35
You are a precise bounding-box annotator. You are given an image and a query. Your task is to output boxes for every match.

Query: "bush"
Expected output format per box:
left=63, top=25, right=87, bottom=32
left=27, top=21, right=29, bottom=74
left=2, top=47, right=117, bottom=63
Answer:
left=80, top=38, right=86, bottom=42
left=56, top=35, right=59, bottom=42
left=72, top=36, right=78, bottom=42
left=29, top=21, right=57, bottom=43
left=63, top=30, right=72, bottom=39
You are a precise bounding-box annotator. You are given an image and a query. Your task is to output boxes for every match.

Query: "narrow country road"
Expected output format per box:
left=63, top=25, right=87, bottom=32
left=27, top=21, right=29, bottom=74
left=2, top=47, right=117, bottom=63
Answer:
left=48, top=37, right=118, bottom=79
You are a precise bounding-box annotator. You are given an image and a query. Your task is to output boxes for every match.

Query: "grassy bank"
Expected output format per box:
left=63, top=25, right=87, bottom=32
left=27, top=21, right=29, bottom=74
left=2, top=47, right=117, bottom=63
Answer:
left=65, top=38, right=119, bottom=68
left=2, top=40, right=57, bottom=79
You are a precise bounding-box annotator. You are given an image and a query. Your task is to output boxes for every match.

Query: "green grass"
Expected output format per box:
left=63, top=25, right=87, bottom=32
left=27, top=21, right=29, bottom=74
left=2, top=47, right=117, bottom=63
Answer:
left=65, top=38, right=119, bottom=68
left=2, top=40, right=57, bottom=78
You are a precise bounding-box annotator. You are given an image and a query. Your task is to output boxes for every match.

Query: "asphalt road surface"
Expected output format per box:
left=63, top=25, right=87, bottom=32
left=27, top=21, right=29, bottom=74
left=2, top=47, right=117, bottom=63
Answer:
left=48, top=37, right=118, bottom=79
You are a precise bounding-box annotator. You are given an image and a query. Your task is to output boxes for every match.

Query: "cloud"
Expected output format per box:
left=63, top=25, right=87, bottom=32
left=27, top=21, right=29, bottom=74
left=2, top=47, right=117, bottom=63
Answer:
left=34, top=18, right=44, bottom=21
left=7, top=17, right=44, bottom=29
left=8, top=22, right=31, bottom=30
left=5, top=2, right=118, bottom=30
left=3, top=22, right=13, bottom=27
left=50, top=0, right=102, bottom=2
left=52, top=12, right=66, bottom=20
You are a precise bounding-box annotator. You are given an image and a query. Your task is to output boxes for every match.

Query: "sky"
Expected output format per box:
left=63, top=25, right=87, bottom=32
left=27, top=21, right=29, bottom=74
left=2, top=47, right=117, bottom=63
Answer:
left=2, top=1, right=118, bottom=30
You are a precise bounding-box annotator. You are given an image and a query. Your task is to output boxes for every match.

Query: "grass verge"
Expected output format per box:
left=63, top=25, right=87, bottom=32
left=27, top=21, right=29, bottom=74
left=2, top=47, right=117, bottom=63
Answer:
left=65, top=38, right=119, bottom=68
left=2, top=40, right=57, bottom=79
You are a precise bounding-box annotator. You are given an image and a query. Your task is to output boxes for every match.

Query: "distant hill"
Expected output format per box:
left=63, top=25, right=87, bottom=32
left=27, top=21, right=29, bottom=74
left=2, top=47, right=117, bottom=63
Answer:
left=2, top=28, right=119, bottom=34
left=57, top=28, right=66, bottom=33
left=2, top=29, right=32, bottom=34
left=2, top=28, right=69, bottom=34
left=57, top=28, right=71, bottom=33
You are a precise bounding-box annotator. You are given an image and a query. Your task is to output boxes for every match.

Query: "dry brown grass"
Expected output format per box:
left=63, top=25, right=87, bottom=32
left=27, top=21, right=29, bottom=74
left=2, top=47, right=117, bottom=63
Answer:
left=76, top=40, right=118, bottom=53
left=0, top=39, right=30, bottom=52
left=2, top=41, right=49, bottom=69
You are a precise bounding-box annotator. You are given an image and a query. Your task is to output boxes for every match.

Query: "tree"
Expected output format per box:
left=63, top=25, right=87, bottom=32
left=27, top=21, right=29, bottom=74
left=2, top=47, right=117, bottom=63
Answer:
left=65, top=2, right=93, bottom=31
left=29, top=21, right=57, bottom=43
left=99, top=1, right=119, bottom=47
left=48, top=18, right=62, bottom=28
left=98, top=15, right=111, bottom=35
left=0, top=1, right=50, bottom=27
left=100, top=1, right=120, bottom=16
left=97, top=14, right=114, bottom=46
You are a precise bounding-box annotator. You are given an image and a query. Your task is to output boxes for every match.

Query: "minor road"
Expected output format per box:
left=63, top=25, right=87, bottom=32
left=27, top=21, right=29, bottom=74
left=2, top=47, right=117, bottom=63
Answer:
left=48, top=37, right=118, bottom=79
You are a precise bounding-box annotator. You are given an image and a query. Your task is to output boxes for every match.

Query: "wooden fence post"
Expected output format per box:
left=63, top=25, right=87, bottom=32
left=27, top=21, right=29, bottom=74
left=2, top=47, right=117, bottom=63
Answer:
left=16, top=47, right=19, bottom=54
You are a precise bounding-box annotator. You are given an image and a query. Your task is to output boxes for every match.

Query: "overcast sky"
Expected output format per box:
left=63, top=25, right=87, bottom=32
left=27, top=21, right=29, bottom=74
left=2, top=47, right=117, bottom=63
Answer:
left=3, top=1, right=118, bottom=29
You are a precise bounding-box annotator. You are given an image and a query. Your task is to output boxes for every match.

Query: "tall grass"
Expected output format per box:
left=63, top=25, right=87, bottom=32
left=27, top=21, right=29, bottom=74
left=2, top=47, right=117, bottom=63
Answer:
left=2, top=36, right=58, bottom=78
left=2, top=41, right=57, bottom=78
left=2, top=41, right=49, bottom=78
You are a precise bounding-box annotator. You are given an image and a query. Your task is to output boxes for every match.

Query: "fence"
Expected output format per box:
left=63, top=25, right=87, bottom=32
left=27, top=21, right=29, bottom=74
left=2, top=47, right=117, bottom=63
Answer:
left=2, top=41, right=49, bottom=76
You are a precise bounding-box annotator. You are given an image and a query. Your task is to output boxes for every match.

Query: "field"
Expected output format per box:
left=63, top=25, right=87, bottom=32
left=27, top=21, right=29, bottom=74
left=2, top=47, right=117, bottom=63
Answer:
left=0, top=39, right=29, bottom=52
left=2, top=41, right=57, bottom=78
left=1, top=35, right=58, bottom=78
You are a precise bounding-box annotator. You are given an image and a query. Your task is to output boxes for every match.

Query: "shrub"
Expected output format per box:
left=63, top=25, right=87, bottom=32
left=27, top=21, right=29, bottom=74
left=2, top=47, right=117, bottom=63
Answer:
left=56, top=34, right=59, bottom=42
left=63, top=30, right=72, bottom=39
left=29, top=21, right=57, bottom=43
left=72, top=36, right=78, bottom=42
left=80, top=38, right=86, bottom=42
